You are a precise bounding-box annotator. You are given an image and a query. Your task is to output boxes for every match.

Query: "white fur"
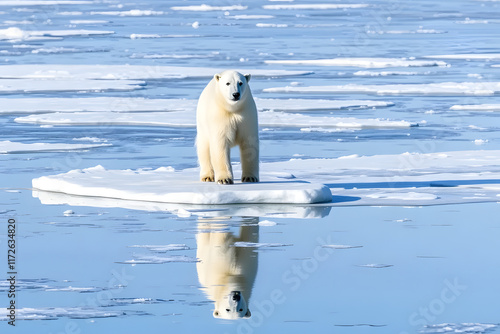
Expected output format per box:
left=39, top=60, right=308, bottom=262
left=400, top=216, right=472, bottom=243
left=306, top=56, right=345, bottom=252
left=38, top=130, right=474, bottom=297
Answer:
left=196, top=70, right=259, bottom=184
left=196, top=222, right=259, bottom=319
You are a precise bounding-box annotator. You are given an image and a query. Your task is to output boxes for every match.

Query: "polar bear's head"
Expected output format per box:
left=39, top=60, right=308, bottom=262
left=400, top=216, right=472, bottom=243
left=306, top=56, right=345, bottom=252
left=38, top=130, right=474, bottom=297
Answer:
left=214, top=70, right=251, bottom=106
left=213, top=290, right=251, bottom=320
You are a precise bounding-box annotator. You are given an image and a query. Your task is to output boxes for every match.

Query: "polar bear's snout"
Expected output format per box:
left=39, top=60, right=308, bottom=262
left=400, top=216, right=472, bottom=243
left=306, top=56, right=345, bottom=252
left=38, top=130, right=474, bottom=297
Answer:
left=232, top=92, right=241, bottom=101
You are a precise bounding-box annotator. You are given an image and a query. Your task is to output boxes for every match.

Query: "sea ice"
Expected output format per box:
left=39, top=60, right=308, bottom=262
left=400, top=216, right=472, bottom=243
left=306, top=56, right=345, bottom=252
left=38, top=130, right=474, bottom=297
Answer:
left=15, top=110, right=414, bottom=129
left=0, top=97, right=393, bottom=114
left=31, top=165, right=333, bottom=205
left=0, top=64, right=311, bottom=80
left=264, top=57, right=447, bottom=68
left=0, top=140, right=110, bottom=154
left=263, top=82, right=500, bottom=96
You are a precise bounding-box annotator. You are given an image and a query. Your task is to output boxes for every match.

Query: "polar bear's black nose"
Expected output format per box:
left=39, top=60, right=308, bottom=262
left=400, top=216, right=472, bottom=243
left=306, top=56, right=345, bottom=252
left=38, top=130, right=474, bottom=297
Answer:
left=232, top=92, right=240, bottom=100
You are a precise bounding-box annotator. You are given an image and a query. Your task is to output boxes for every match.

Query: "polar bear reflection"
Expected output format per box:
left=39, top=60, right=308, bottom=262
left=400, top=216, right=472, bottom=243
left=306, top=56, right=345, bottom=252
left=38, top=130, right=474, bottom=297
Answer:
left=196, top=219, right=259, bottom=319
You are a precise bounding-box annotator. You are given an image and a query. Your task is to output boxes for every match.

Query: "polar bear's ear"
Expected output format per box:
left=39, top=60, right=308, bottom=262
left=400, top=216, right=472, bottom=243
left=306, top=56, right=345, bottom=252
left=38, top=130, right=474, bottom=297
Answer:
left=244, top=309, right=251, bottom=318
left=244, top=74, right=251, bottom=82
left=214, top=73, right=221, bottom=81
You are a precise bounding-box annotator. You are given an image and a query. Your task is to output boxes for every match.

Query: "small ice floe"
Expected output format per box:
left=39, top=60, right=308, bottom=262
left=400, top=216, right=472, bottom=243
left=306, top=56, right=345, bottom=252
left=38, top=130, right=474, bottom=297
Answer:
left=474, top=139, right=489, bottom=145
left=0, top=307, right=148, bottom=320
left=16, top=111, right=414, bottom=129
left=262, top=4, right=369, bottom=10
left=63, top=210, right=74, bottom=216
left=89, top=10, right=164, bottom=16
left=450, top=104, right=500, bottom=111
left=119, top=255, right=198, bottom=264
left=265, top=57, right=447, bottom=68
left=366, top=192, right=438, bottom=201
left=0, top=140, right=110, bottom=154
left=263, top=82, right=500, bottom=96
left=129, top=244, right=190, bottom=252
left=258, top=220, right=277, bottom=226
left=358, top=264, right=394, bottom=268
left=233, top=242, right=292, bottom=248
left=170, top=5, right=247, bottom=11
left=322, top=244, right=363, bottom=249
left=420, top=323, right=498, bottom=333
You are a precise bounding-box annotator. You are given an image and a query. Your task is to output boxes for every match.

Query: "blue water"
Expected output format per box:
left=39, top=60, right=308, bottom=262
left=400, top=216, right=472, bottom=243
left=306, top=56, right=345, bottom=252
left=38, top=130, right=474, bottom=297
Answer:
left=1, top=1, right=500, bottom=333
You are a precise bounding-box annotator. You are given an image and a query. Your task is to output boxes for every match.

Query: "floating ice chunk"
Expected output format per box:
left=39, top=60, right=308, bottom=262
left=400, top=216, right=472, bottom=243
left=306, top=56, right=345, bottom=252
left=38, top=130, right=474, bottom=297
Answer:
left=0, top=97, right=194, bottom=114
left=256, top=23, right=288, bottom=28
left=0, top=64, right=311, bottom=80
left=0, top=140, right=110, bottom=154
left=474, top=139, right=489, bottom=145
left=366, top=192, right=439, bottom=201
left=420, top=323, right=498, bottom=333
left=0, top=1, right=93, bottom=5
left=322, top=244, right=363, bottom=249
left=32, top=166, right=333, bottom=205
left=450, top=104, right=500, bottom=111
left=258, top=220, right=277, bottom=226
left=0, top=27, right=113, bottom=41
left=353, top=71, right=423, bottom=76
left=63, top=210, right=74, bottom=216
left=233, top=242, right=292, bottom=248
left=0, top=307, right=145, bottom=320
left=265, top=57, right=447, bottom=68
left=262, top=4, right=369, bottom=10
left=15, top=110, right=415, bottom=129
left=129, top=244, right=190, bottom=252
left=358, top=264, right=394, bottom=268
left=120, top=255, right=198, bottom=264
left=90, top=10, right=164, bottom=16
left=171, top=5, right=247, bottom=11
left=228, top=15, right=275, bottom=19
left=263, top=82, right=500, bottom=96
left=0, top=79, right=143, bottom=94
left=424, top=53, right=500, bottom=60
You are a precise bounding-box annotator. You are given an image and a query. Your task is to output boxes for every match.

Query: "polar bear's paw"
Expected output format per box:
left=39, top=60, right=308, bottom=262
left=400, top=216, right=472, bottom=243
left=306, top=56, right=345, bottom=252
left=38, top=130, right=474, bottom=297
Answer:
left=217, top=177, right=234, bottom=185
left=241, top=176, right=259, bottom=183
left=201, top=175, right=215, bottom=182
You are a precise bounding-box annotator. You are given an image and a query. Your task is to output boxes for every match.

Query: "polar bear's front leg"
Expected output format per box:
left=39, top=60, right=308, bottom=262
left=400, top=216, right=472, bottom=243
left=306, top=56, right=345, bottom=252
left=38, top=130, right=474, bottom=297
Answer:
left=210, top=139, right=233, bottom=184
left=239, top=137, right=259, bottom=183
left=197, top=136, right=215, bottom=182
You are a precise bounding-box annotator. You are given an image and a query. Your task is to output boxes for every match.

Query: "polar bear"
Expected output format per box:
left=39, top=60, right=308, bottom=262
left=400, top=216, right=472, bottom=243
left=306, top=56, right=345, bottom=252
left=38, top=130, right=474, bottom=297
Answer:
left=196, top=70, right=259, bottom=184
left=196, top=220, right=259, bottom=319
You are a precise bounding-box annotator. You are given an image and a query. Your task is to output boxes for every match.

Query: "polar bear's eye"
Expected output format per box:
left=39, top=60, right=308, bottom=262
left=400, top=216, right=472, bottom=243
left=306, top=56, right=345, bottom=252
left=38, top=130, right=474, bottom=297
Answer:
left=226, top=82, right=230, bottom=86
left=238, top=82, right=243, bottom=86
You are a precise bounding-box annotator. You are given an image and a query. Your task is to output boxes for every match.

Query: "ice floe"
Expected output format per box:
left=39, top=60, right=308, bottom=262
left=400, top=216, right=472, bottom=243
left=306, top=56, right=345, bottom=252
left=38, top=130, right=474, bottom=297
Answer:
left=450, top=104, right=500, bottom=111
left=0, top=0, right=93, bottom=5
left=264, top=57, right=447, bottom=68
left=15, top=110, right=414, bottom=129
left=0, top=307, right=148, bottom=320
left=0, top=78, right=143, bottom=94
left=31, top=150, right=500, bottom=212
left=0, top=27, right=113, bottom=41
left=420, top=323, right=498, bottom=334
left=0, top=64, right=311, bottom=80
left=120, top=255, right=198, bottom=264
left=263, top=82, right=500, bottom=96
left=0, top=97, right=393, bottom=114
left=262, top=4, right=369, bottom=10
left=170, top=5, right=248, bottom=11
left=424, top=53, right=500, bottom=60
left=89, top=10, right=164, bottom=16
left=0, top=140, right=110, bottom=154
left=32, top=165, right=333, bottom=205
